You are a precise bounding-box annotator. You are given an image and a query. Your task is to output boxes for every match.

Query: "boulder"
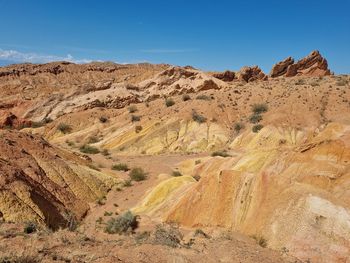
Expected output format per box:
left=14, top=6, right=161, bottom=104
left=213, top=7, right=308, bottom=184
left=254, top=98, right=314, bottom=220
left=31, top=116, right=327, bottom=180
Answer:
left=270, top=57, right=294, bottom=77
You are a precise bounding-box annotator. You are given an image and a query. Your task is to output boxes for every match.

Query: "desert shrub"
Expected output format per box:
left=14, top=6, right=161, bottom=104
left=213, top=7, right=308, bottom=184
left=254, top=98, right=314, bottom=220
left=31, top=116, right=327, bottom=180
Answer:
left=195, top=159, right=201, bottom=165
left=96, top=196, right=106, bottom=205
left=101, top=149, right=110, bottom=156
left=128, top=105, right=138, bottom=113
left=105, top=211, right=138, bottom=234
left=99, top=116, right=108, bottom=123
left=123, top=179, right=132, bottom=187
left=182, top=94, right=191, bottom=101
left=194, top=229, right=210, bottom=239
left=23, top=221, right=37, bottom=234
left=135, top=125, right=143, bottom=133
left=252, top=103, right=268, bottom=114
left=211, top=150, right=231, bottom=157
left=57, top=123, right=72, bottom=134
left=0, top=255, right=39, bottom=263
left=104, top=211, right=113, bottom=216
left=196, top=94, right=211, bottom=101
left=87, top=135, right=100, bottom=144
left=192, top=111, right=207, bottom=123
left=165, top=98, right=175, bottom=107
left=295, top=79, right=305, bottom=85
left=131, top=115, right=141, bottom=122
left=252, top=124, right=264, bottom=133
left=249, top=113, right=262, bottom=124
left=129, top=168, right=147, bottom=181
left=234, top=122, right=244, bottom=133
left=154, top=224, right=183, bottom=248
left=79, top=144, right=100, bottom=154
left=251, top=235, right=268, bottom=248
left=112, top=163, right=129, bottom=171
left=171, top=170, right=182, bottom=177
left=135, top=231, right=151, bottom=244
left=31, top=121, right=45, bottom=128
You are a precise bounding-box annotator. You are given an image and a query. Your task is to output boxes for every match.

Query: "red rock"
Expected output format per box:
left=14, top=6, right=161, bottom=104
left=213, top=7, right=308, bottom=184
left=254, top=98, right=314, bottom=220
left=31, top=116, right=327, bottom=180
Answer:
left=213, top=70, right=236, bottom=82
left=238, top=66, right=267, bottom=82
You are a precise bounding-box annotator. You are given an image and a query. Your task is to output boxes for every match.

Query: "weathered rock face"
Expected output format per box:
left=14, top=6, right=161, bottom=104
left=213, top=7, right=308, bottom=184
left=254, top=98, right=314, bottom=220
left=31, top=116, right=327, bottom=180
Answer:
left=0, top=130, right=118, bottom=229
left=135, top=123, right=350, bottom=262
left=269, top=57, right=295, bottom=77
left=0, top=111, right=31, bottom=129
left=212, top=70, right=236, bottom=82
left=237, top=66, right=268, bottom=82
left=270, top=51, right=331, bottom=78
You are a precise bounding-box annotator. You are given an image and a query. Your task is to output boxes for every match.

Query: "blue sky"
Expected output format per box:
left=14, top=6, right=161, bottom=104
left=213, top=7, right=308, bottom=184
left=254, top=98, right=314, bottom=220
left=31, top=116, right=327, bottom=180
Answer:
left=0, top=0, right=349, bottom=73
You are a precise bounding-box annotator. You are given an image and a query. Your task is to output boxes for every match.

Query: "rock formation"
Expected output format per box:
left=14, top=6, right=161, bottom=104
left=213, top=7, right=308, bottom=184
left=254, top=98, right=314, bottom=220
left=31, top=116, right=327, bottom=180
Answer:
left=237, top=66, right=268, bottom=82
left=212, top=70, right=236, bottom=82
left=270, top=50, right=331, bottom=77
left=0, top=130, right=118, bottom=229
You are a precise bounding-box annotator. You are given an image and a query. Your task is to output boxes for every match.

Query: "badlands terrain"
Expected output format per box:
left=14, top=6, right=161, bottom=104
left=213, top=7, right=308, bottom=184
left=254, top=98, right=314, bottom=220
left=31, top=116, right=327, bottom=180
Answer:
left=0, top=50, right=349, bottom=262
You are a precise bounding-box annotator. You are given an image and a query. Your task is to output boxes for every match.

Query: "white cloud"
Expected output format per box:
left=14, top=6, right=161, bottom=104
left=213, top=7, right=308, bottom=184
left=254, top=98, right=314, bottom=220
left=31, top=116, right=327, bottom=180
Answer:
left=0, top=48, right=93, bottom=64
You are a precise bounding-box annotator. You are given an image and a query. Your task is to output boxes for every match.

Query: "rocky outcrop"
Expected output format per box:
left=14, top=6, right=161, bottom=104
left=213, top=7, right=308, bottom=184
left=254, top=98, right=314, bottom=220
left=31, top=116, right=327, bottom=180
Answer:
left=237, top=66, right=268, bottom=82
left=0, top=130, right=118, bottom=229
left=269, top=57, right=294, bottom=77
left=270, top=51, right=331, bottom=78
left=212, top=70, right=236, bottom=82
left=0, top=111, right=31, bottom=129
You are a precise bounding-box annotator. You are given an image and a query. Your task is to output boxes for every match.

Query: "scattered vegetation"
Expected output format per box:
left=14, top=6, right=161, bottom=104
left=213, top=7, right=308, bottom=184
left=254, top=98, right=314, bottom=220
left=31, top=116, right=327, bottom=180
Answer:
left=123, top=179, right=132, bottom=187
left=96, top=196, right=106, bottom=206
left=196, top=94, right=211, bottom=101
left=336, top=79, right=348, bottom=86
left=135, top=125, right=143, bottom=133
left=99, top=116, right=108, bottom=123
left=131, top=115, right=141, bottom=122
left=251, top=235, right=268, bottom=248
left=249, top=113, right=263, bottom=124
left=101, top=149, right=110, bottom=156
left=171, top=170, right=183, bottom=177
left=192, top=110, right=207, bottom=123
left=154, top=224, right=183, bottom=248
left=23, top=221, right=37, bottom=234
left=57, top=123, right=72, bottom=134
left=79, top=144, right=100, bottom=154
left=182, top=94, right=191, bottom=101
left=165, top=98, right=175, bottom=107
left=104, top=211, right=113, bottom=217
left=252, top=124, right=264, bottom=133
left=129, top=167, right=147, bottom=181
left=128, top=105, right=138, bottom=113
left=252, top=103, right=268, bottom=114
left=295, top=79, right=305, bottom=85
left=105, top=211, right=138, bottom=235
left=87, top=135, right=100, bottom=144
left=112, top=163, right=129, bottom=172
left=234, top=122, right=245, bottom=133
left=211, top=150, right=231, bottom=157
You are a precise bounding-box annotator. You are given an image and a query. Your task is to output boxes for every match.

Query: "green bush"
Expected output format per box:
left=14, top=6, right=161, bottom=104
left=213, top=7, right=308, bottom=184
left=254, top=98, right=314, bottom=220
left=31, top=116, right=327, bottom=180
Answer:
left=196, top=94, right=211, bottom=101
left=234, top=122, right=244, bottom=133
left=249, top=114, right=262, bottom=124
left=192, top=111, right=207, bottom=123
left=182, top=94, right=191, bottom=101
left=24, top=221, right=37, bottom=234
left=154, top=224, right=183, bottom=248
left=57, top=123, right=72, bottom=134
left=131, top=115, right=141, bottom=122
left=99, top=116, right=108, bottom=123
left=252, top=103, right=268, bottom=114
left=87, top=135, right=100, bottom=144
left=79, top=144, right=100, bottom=154
left=165, top=98, right=175, bottom=107
left=252, top=124, right=264, bottom=133
left=129, top=167, right=147, bottom=181
left=112, top=163, right=129, bottom=172
left=171, top=170, right=182, bottom=177
left=105, top=211, right=138, bottom=234
left=211, top=150, right=231, bottom=157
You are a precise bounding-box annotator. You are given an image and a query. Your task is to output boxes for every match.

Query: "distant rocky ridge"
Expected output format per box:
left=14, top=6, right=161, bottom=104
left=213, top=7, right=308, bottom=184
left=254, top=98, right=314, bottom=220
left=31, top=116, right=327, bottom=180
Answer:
left=211, top=50, right=331, bottom=82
